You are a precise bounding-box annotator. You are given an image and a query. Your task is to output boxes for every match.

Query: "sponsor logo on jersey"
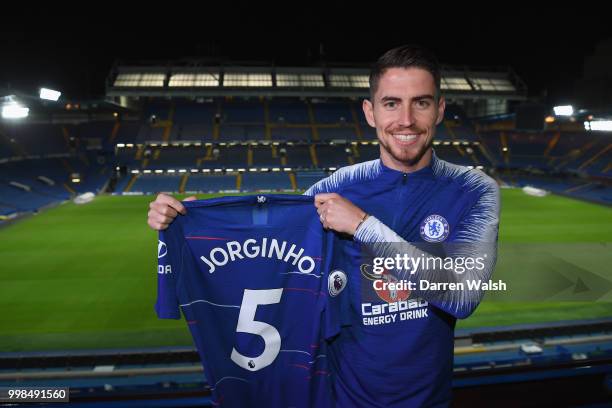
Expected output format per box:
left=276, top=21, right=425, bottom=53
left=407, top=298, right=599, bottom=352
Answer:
left=328, top=269, right=347, bottom=297
left=257, top=195, right=267, bottom=203
left=158, top=240, right=168, bottom=259
left=361, top=264, right=410, bottom=302
left=420, top=214, right=449, bottom=242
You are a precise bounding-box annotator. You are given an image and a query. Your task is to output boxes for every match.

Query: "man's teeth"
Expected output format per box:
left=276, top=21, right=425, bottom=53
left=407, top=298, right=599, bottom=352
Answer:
left=393, top=134, right=417, bottom=141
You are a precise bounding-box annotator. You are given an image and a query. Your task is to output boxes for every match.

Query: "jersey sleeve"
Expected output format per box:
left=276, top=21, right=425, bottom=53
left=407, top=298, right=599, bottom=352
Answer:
left=155, top=223, right=183, bottom=319
left=353, top=178, right=500, bottom=319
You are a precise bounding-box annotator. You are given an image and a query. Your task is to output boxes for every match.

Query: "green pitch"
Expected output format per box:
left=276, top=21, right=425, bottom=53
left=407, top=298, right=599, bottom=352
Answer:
left=0, top=189, right=610, bottom=352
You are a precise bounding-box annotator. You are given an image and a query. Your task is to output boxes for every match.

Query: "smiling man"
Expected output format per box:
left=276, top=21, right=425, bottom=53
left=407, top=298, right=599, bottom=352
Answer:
left=308, top=45, right=500, bottom=407
left=147, top=45, right=500, bottom=407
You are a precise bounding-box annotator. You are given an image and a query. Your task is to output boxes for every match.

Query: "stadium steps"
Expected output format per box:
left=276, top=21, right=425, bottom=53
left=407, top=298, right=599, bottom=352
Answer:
left=108, top=121, right=121, bottom=144
left=543, top=131, right=561, bottom=157
left=124, top=174, right=139, bottom=192
left=309, top=145, right=319, bottom=167
left=556, top=139, right=597, bottom=170
left=500, top=132, right=510, bottom=166
left=212, top=111, right=220, bottom=140
left=0, top=128, right=27, bottom=157
left=135, top=145, right=144, bottom=160
left=263, top=100, right=272, bottom=140
left=61, top=126, right=72, bottom=150
left=288, top=172, right=297, bottom=190
left=62, top=182, right=76, bottom=195
left=247, top=148, right=253, bottom=166
left=578, top=143, right=611, bottom=171
left=307, top=102, right=319, bottom=141
left=179, top=174, right=188, bottom=193
left=444, top=120, right=457, bottom=140
left=350, top=104, right=363, bottom=140
left=564, top=182, right=596, bottom=194
left=61, top=159, right=75, bottom=174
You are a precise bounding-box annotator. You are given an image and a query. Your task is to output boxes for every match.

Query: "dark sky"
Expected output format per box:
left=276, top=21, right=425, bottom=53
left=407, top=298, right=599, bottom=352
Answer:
left=2, top=7, right=611, bottom=106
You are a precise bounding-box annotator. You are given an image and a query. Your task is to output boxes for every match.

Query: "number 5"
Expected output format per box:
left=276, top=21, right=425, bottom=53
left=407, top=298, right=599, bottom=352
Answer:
left=231, top=288, right=283, bottom=371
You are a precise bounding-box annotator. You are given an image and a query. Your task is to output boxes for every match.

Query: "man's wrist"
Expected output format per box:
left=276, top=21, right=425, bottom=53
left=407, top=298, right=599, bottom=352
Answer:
left=354, top=212, right=369, bottom=235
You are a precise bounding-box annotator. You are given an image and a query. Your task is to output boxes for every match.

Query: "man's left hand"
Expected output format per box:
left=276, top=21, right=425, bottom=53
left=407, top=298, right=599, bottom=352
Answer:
left=314, top=193, right=367, bottom=235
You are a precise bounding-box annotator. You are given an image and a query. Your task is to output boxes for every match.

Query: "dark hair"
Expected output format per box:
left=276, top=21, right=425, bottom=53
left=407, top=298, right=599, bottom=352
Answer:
left=369, top=45, right=441, bottom=100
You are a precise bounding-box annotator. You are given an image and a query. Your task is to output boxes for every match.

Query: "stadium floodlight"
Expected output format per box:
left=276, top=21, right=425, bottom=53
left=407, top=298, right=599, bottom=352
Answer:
left=584, top=120, right=612, bottom=131
left=131, top=170, right=139, bottom=174
left=272, top=167, right=280, bottom=172
left=190, top=169, right=199, bottom=173
left=553, top=105, right=573, bottom=116
left=249, top=168, right=258, bottom=172
left=178, top=169, right=187, bottom=173
left=155, top=170, right=163, bottom=174
left=203, top=169, right=211, bottom=173
left=167, top=169, right=176, bottom=173
left=2, top=103, right=29, bottom=119
left=502, top=147, right=509, bottom=152
left=126, top=143, right=134, bottom=148
left=329, top=167, right=337, bottom=171
left=117, top=144, right=125, bottom=148
left=39, top=88, right=61, bottom=101
left=284, top=167, right=292, bottom=171
left=238, top=168, right=246, bottom=172
left=226, top=168, right=234, bottom=172
left=143, top=170, right=152, bottom=174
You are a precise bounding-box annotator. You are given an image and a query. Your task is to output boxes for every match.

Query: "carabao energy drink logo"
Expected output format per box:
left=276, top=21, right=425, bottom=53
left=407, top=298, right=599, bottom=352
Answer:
left=360, top=264, right=410, bottom=303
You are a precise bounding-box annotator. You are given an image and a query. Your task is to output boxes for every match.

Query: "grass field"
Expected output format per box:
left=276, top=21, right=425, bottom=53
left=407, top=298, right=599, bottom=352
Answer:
left=0, top=189, right=610, bottom=352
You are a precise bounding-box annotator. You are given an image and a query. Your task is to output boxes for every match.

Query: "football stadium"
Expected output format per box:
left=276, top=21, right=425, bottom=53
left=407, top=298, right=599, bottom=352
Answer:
left=1, top=27, right=611, bottom=407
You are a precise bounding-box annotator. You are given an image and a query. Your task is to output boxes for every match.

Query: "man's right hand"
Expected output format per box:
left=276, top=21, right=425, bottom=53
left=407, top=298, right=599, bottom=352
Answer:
left=147, top=193, right=197, bottom=230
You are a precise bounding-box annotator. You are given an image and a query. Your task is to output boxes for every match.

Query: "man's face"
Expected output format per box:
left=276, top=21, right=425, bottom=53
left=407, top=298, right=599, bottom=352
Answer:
left=363, top=67, right=445, bottom=172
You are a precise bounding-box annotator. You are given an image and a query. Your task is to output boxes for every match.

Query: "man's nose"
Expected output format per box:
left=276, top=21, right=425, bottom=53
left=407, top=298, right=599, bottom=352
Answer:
left=397, top=105, right=415, bottom=128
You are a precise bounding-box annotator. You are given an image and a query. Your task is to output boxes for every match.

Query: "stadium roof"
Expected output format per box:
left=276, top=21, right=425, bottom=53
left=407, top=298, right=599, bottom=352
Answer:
left=106, top=62, right=527, bottom=101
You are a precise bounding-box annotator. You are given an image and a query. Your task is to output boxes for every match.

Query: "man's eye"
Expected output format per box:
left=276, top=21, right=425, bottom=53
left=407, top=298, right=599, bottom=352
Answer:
left=384, top=102, right=397, bottom=108
left=416, top=100, right=431, bottom=108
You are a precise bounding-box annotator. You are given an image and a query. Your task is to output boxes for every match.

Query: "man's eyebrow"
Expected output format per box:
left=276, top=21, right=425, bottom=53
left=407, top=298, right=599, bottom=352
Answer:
left=380, top=96, right=401, bottom=103
left=412, top=94, right=436, bottom=101
left=379, top=94, right=435, bottom=102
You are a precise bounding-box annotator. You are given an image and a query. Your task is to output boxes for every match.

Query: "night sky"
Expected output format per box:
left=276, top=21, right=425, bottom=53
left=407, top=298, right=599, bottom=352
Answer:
left=2, top=7, right=611, bottom=106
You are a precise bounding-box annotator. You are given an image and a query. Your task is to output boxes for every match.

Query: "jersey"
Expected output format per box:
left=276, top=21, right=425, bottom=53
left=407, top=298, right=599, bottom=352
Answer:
left=155, top=195, right=347, bottom=408
left=305, top=152, right=500, bottom=407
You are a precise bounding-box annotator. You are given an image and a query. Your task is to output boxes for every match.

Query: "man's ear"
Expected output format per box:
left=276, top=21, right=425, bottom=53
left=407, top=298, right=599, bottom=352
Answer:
left=435, top=95, right=446, bottom=126
left=363, top=98, right=376, bottom=128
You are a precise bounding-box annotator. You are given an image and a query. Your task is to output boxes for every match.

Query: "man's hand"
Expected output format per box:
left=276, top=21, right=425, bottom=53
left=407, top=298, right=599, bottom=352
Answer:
left=314, top=193, right=367, bottom=235
left=147, top=193, right=197, bottom=231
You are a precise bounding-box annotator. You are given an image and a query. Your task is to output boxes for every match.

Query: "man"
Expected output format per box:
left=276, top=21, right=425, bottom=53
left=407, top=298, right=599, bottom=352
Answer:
left=148, top=45, right=500, bottom=407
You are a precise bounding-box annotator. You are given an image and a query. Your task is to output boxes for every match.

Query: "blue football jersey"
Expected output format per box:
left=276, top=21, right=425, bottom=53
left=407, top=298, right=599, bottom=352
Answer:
left=305, top=153, right=500, bottom=407
left=156, top=195, right=347, bottom=407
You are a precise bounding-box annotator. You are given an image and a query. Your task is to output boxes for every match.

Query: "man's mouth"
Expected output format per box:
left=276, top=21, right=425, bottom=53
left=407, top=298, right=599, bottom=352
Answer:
left=391, top=133, right=419, bottom=145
